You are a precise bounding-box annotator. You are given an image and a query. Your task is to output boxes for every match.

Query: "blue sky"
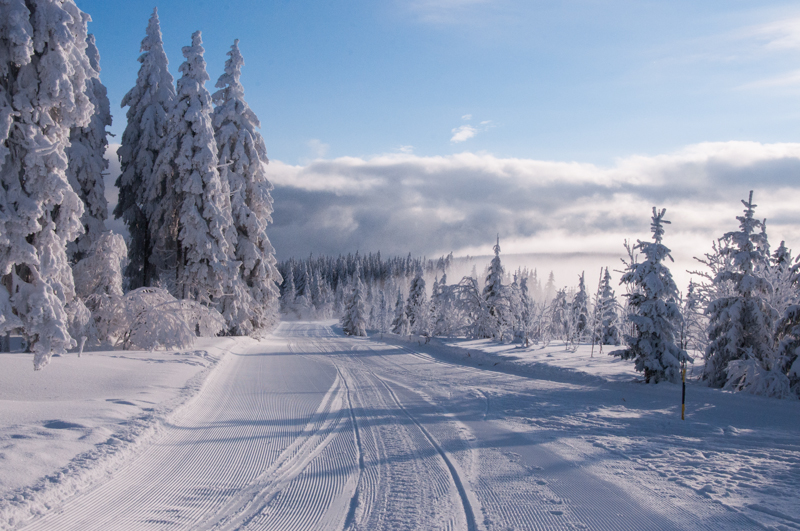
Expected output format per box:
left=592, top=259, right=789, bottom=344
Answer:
left=82, top=0, right=800, bottom=164
left=85, top=0, right=800, bottom=288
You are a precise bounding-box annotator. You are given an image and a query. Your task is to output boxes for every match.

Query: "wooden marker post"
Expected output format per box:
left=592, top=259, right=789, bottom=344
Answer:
left=681, top=363, right=686, bottom=421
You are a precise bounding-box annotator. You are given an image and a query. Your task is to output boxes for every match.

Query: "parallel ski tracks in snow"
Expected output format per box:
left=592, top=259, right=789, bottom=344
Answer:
left=374, top=375, right=477, bottom=531
left=16, top=321, right=765, bottom=531
left=20, top=331, right=354, bottom=531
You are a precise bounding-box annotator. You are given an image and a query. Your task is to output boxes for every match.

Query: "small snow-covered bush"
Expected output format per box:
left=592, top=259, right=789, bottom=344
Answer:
left=73, top=232, right=127, bottom=344
left=113, top=288, right=225, bottom=351
left=724, top=355, right=791, bottom=399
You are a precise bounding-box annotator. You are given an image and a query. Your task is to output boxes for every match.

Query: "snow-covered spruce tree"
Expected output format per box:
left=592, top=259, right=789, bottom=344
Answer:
left=589, top=268, right=604, bottom=347
left=543, top=271, right=556, bottom=303
left=66, top=34, right=110, bottom=263
left=434, top=274, right=462, bottom=337
left=776, top=305, right=800, bottom=398
left=294, top=263, right=313, bottom=319
left=280, top=262, right=297, bottom=316
left=766, top=240, right=795, bottom=321
left=377, top=289, right=389, bottom=333
left=309, top=269, right=323, bottom=314
left=572, top=272, right=590, bottom=341
left=483, top=236, right=509, bottom=340
left=507, top=273, right=524, bottom=341
left=457, top=275, right=494, bottom=339
left=115, top=8, right=175, bottom=290
left=549, top=288, right=568, bottom=341
left=405, top=266, right=428, bottom=336
left=0, top=0, right=98, bottom=369
left=391, top=290, right=410, bottom=335
left=341, top=269, right=367, bottom=336
left=518, top=275, right=535, bottom=345
left=429, top=276, right=440, bottom=333
left=611, top=208, right=691, bottom=383
left=0, top=0, right=32, bottom=350
left=153, top=31, right=250, bottom=333
left=703, top=192, right=787, bottom=396
left=598, top=268, right=621, bottom=346
left=681, top=280, right=706, bottom=355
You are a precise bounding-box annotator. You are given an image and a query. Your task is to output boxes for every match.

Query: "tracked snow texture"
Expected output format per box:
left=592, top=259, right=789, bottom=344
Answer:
left=4, top=322, right=797, bottom=530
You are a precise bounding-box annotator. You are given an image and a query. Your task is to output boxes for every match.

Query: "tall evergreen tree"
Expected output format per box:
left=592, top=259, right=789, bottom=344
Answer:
left=66, top=34, right=110, bottom=263
left=377, top=289, right=389, bottom=333
left=115, top=8, right=175, bottom=289
left=598, top=268, right=621, bottom=346
left=153, top=31, right=247, bottom=331
left=544, top=271, right=556, bottom=303
left=703, top=192, right=783, bottom=393
left=572, top=272, right=590, bottom=341
left=682, top=280, right=706, bottom=355
left=611, top=208, right=691, bottom=383
left=391, top=290, right=410, bottom=335
left=0, top=0, right=95, bottom=369
left=519, top=275, right=534, bottom=345
left=549, top=288, right=569, bottom=340
left=280, top=262, right=297, bottom=316
left=341, top=268, right=367, bottom=336
left=483, top=236, right=508, bottom=339
left=406, top=266, right=428, bottom=336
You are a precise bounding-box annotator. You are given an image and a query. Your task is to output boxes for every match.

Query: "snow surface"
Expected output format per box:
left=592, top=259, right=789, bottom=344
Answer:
left=1, top=322, right=798, bottom=530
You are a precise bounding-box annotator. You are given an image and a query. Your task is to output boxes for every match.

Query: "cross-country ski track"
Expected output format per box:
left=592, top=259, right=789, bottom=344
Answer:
left=12, top=322, right=776, bottom=530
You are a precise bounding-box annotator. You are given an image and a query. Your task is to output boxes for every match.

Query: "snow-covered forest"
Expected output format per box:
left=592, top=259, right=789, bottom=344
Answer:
left=278, top=197, right=800, bottom=398
left=1, top=4, right=280, bottom=369
left=1, top=0, right=799, bottom=403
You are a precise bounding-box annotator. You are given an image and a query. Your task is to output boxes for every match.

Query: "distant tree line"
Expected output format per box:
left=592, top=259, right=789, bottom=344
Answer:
left=280, top=192, right=800, bottom=399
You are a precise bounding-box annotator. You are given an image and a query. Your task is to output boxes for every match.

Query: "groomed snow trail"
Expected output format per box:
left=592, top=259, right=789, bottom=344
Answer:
left=19, top=322, right=764, bottom=530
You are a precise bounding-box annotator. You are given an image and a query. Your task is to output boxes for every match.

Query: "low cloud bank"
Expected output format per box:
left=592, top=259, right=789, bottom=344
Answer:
left=267, top=141, right=800, bottom=267
left=103, top=141, right=800, bottom=289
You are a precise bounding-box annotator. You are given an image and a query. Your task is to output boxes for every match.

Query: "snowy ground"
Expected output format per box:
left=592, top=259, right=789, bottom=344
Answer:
left=1, top=322, right=799, bottom=530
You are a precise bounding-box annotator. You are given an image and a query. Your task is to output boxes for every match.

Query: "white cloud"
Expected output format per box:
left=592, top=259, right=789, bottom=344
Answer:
left=307, top=138, right=330, bottom=159
left=461, top=114, right=473, bottom=120
left=266, top=141, right=800, bottom=290
left=748, top=17, right=800, bottom=51
left=738, top=69, right=800, bottom=90
left=104, top=139, right=800, bottom=291
left=450, top=124, right=477, bottom=143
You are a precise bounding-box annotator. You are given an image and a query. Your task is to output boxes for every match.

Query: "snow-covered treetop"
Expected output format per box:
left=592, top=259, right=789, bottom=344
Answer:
left=120, top=7, right=173, bottom=110
left=484, top=235, right=504, bottom=296
left=85, top=32, right=100, bottom=72
left=624, top=208, right=678, bottom=302
left=178, top=31, right=210, bottom=90
left=772, top=240, right=791, bottom=271
left=646, top=207, right=671, bottom=258
left=725, top=191, right=767, bottom=278
left=715, top=191, right=771, bottom=298
left=212, top=38, right=266, bottom=160
left=214, top=39, right=246, bottom=105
